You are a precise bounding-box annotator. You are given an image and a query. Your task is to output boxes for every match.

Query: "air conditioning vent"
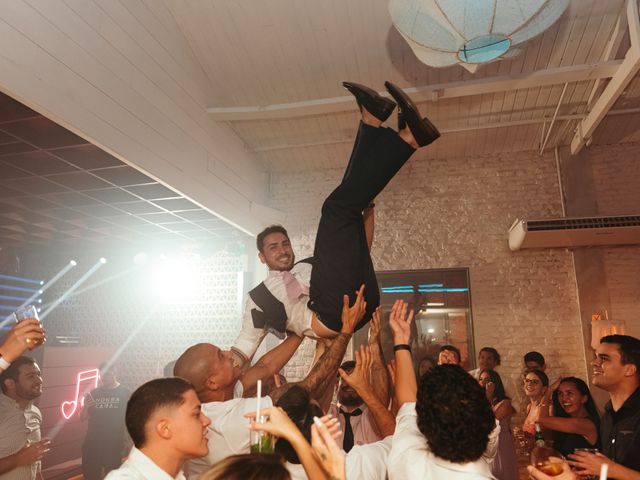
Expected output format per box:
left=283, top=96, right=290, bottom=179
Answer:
left=508, top=215, right=640, bottom=251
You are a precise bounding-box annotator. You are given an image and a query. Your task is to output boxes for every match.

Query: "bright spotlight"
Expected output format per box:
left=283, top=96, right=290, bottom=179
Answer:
left=99, top=257, right=107, bottom=264
left=148, top=258, right=198, bottom=300
left=133, top=253, right=148, bottom=265
left=427, top=328, right=435, bottom=334
left=39, top=280, right=45, bottom=285
left=70, top=260, right=77, bottom=266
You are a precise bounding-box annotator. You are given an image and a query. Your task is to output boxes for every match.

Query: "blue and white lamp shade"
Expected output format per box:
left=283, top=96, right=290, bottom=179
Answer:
left=389, top=0, right=570, bottom=72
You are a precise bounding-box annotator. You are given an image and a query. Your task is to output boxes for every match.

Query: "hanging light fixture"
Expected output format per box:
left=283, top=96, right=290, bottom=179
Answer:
left=388, top=0, right=570, bottom=73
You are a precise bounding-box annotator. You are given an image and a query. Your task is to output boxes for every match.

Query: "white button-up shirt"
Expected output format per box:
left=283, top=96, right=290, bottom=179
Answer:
left=0, top=394, right=42, bottom=480
left=105, top=447, right=185, bottom=480
left=388, top=402, right=499, bottom=480
left=234, top=263, right=315, bottom=357
left=186, top=396, right=273, bottom=480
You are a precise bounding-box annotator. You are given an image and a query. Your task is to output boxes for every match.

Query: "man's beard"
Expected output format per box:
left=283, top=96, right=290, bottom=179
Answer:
left=338, top=390, right=363, bottom=407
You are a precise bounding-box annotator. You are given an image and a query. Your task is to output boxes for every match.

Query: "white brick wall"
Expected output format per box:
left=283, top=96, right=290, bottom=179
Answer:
left=589, top=142, right=640, bottom=339
left=269, top=146, right=588, bottom=393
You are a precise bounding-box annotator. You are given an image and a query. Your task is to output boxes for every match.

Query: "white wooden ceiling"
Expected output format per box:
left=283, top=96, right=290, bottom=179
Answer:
left=146, top=0, right=640, bottom=172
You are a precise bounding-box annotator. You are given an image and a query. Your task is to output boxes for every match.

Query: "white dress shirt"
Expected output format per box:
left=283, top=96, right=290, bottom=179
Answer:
left=105, top=447, right=185, bottom=480
left=328, top=403, right=383, bottom=448
left=186, top=396, right=273, bottom=479
left=388, top=402, right=499, bottom=480
left=0, top=394, right=42, bottom=480
left=285, top=436, right=392, bottom=480
left=234, top=263, right=315, bottom=358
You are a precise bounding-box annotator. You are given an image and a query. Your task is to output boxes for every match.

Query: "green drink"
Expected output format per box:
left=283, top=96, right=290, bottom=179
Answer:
left=250, top=435, right=274, bottom=454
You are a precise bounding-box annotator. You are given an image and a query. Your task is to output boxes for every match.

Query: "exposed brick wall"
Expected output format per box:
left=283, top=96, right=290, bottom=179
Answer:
left=589, top=142, right=640, bottom=339
left=269, top=147, right=588, bottom=394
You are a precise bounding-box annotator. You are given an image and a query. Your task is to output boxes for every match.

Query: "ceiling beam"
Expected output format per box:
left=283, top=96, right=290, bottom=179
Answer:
left=571, top=0, right=640, bottom=155
left=207, top=61, right=622, bottom=121
left=250, top=108, right=640, bottom=153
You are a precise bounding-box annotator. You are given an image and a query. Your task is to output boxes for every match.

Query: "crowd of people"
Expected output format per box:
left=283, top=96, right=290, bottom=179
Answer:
left=0, top=82, right=639, bottom=480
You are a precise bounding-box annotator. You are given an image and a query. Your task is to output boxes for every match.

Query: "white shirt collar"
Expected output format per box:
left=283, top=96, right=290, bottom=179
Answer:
left=118, top=447, right=186, bottom=480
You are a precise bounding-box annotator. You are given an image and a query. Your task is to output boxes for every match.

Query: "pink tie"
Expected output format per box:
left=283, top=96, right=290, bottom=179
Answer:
left=282, top=271, right=309, bottom=301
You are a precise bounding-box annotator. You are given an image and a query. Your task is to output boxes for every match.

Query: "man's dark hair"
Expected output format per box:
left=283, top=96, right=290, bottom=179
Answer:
left=416, top=364, right=495, bottom=463
left=479, top=347, right=501, bottom=366
left=274, top=385, right=323, bottom=463
left=600, top=335, right=640, bottom=379
left=528, top=369, right=549, bottom=387
left=480, top=369, right=508, bottom=404
left=0, top=356, right=36, bottom=394
left=125, top=377, right=194, bottom=448
left=440, top=344, right=461, bottom=363
left=339, top=360, right=356, bottom=374
left=524, top=351, right=545, bottom=366
left=256, top=225, right=289, bottom=253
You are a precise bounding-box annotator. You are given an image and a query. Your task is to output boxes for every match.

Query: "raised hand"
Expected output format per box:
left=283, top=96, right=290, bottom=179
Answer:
left=338, top=345, right=373, bottom=395
left=311, top=416, right=346, bottom=480
left=438, top=350, right=458, bottom=365
left=0, top=319, right=46, bottom=364
left=367, top=307, right=382, bottom=345
left=340, top=284, right=366, bottom=334
left=388, top=299, right=413, bottom=345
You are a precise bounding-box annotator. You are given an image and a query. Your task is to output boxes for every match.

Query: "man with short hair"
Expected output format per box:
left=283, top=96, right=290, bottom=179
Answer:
left=81, top=364, right=132, bottom=480
left=105, top=377, right=211, bottom=480
left=524, top=351, right=546, bottom=372
left=231, top=83, right=440, bottom=366
left=0, top=356, right=49, bottom=480
left=468, top=347, right=501, bottom=380
left=569, top=335, right=640, bottom=479
left=176, top=289, right=365, bottom=478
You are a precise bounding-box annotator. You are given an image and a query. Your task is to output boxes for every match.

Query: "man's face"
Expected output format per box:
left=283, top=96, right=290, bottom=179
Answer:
left=15, top=363, right=43, bottom=401
left=337, top=369, right=363, bottom=407
left=478, top=351, right=496, bottom=370
left=258, top=233, right=295, bottom=271
left=169, top=389, right=211, bottom=459
left=592, top=342, right=633, bottom=391
left=206, top=345, right=237, bottom=391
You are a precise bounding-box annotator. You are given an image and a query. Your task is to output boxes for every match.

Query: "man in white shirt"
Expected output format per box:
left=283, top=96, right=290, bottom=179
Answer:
left=176, top=287, right=365, bottom=479
left=0, top=356, right=49, bottom=480
left=105, top=377, right=210, bottom=480
left=232, top=82, right=440, bottom=366
left=387, top=300, right=499, bottom=480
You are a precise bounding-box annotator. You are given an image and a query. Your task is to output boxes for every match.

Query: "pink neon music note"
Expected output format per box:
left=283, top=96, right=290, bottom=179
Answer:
left=61, top=368, right=100, bottom=420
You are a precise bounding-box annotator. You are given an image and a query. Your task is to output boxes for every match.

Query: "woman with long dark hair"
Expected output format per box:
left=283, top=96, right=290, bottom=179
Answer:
left=538, top=377, right=600, bottom=457
left=479, top=369, right=518, bottom=480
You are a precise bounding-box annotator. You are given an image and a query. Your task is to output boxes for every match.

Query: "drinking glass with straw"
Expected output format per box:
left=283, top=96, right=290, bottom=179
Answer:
left=250, top=380, right=274, bottom=454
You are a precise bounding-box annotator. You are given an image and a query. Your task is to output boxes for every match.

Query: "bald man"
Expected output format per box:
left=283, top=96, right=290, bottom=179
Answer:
left=175, top=289, right=365, bottom=478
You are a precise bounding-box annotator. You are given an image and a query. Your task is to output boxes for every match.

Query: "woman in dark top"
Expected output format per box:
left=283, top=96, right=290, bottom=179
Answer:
left=538, top=376, right=600, bottom=457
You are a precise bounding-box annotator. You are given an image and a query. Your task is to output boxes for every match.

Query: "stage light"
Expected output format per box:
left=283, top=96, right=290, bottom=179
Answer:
left=427, top=328, right=435, bottom=334
left=70, top=260, right=77, bottom=266
left=39, top=280, right=44, bottom=285
left=99, top=257, right=107, bottom=264
left=133, top=253, right=148, bottom=265
left=148, top=256, right=199, bottom=301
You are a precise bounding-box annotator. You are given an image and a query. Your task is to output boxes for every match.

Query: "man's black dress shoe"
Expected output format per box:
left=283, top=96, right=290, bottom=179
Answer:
left=343, top=81, right=396, bottom=122
left=384, top=81, right=440, bottom=147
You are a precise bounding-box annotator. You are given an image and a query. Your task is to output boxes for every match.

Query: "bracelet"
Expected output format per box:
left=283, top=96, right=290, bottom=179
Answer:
left=0, top=356, right=11, bottom=371
left=393, top=344, right=411, bottom=352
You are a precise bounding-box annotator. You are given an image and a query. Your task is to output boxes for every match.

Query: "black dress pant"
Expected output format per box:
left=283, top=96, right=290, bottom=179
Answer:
left=308, top=123, right=415, bottom=331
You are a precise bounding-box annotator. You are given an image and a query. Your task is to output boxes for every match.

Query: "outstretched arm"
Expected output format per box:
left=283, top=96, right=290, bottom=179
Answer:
left=270, top=286, right=366, bottom=404
left=367, top=307, right=390, bottom=406
left=389, top=300, right=417, bottom=406
left=241, top=333, right=303, bottom=397
left=0, top=319, right=46, bottom=371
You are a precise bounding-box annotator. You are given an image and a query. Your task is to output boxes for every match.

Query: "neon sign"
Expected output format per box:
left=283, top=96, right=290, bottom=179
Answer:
left=60, top=369, right=99, bottom=419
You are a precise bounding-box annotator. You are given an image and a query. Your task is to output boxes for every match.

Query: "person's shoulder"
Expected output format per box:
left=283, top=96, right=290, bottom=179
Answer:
left=104, top=465, right=140, bottom=480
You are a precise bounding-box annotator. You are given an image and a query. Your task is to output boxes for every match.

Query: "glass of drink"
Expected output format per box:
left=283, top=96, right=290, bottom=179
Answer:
left=531, top=446, right=565, bottom=477
left=10, top=305, right=44, bottom=347
left=250, top=415, right=274, bottom=454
